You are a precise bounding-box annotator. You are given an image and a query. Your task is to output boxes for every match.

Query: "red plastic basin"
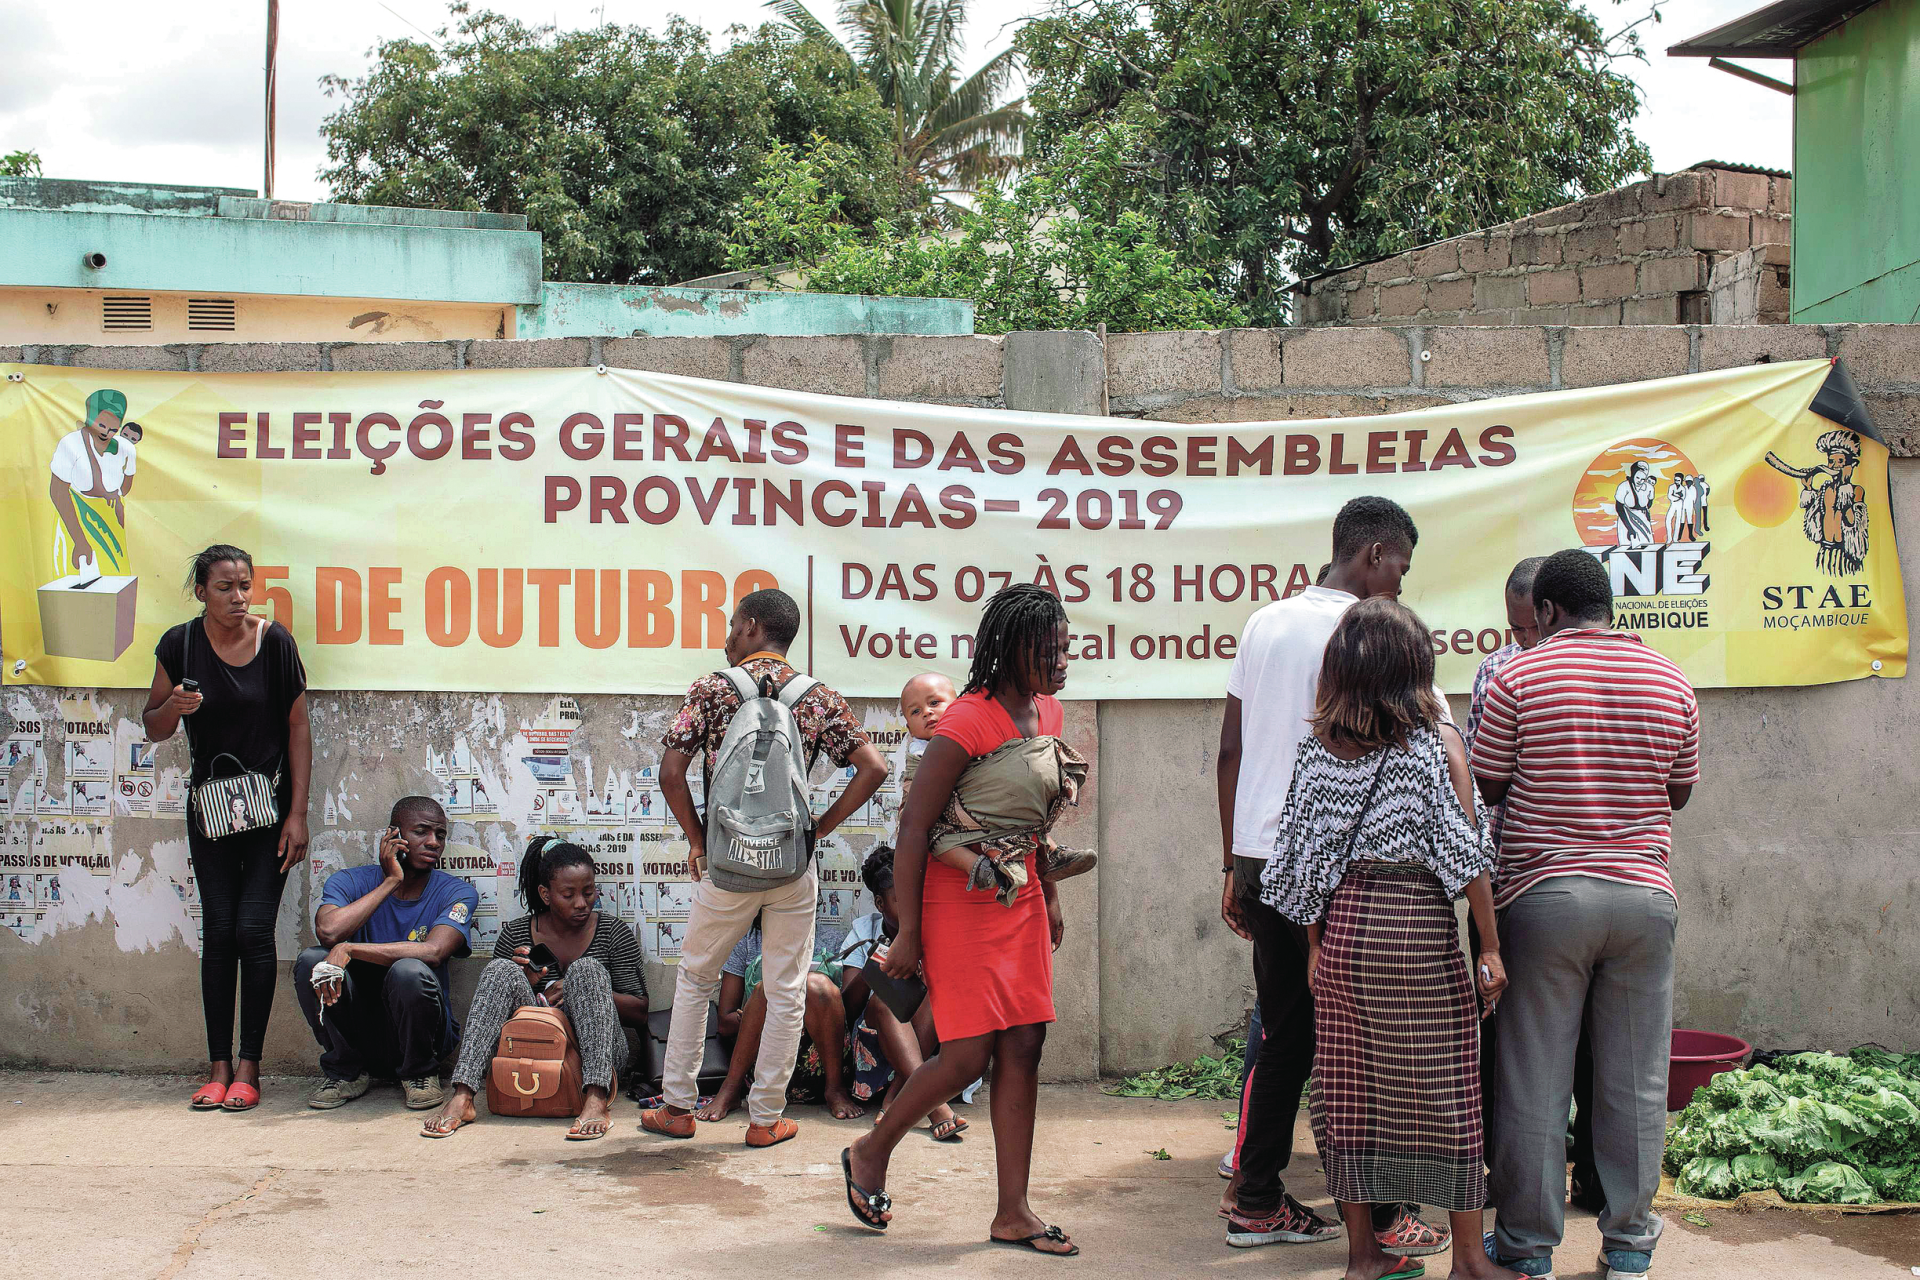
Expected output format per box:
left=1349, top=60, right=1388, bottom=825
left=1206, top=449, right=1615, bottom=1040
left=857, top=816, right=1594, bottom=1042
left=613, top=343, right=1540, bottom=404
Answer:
left=1668, top=1029, right=1752, bottom=1111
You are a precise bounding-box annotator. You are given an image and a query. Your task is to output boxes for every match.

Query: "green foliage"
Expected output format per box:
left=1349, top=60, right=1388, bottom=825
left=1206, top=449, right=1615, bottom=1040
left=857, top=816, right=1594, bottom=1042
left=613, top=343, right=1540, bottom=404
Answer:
left=766, top=0, right=1025, bottom=208
left=319, top=3, right=900, bottom=285
left=1016, top=0, right=1656, bottom=323
left=726, top=131, right=1245, bottom=333
left=1, top=148, right=42, bottom=177
left=1107, top=1039, right=1246, bottom=1101
left=1665, top=1049, right=1920, bottom=1205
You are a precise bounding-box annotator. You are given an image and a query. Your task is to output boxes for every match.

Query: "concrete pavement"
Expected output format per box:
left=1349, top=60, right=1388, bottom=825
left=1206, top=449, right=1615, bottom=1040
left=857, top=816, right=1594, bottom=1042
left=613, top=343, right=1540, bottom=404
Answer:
left=1, top=1072, right=1912, bottom=1278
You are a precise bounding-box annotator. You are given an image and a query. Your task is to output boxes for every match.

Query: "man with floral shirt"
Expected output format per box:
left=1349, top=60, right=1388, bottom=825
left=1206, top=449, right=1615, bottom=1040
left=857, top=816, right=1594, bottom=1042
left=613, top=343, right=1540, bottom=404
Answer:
left=641, top=589, right=888, bottom=1148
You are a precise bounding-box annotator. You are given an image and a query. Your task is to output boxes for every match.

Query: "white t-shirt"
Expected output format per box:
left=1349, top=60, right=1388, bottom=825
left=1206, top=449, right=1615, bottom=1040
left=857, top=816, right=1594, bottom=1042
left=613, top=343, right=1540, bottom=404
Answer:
left=50, top=431, right=134, bottom=495
left=1226, top=586, right=1449, bottom=862
left=841, top=910, right=887, bottom=968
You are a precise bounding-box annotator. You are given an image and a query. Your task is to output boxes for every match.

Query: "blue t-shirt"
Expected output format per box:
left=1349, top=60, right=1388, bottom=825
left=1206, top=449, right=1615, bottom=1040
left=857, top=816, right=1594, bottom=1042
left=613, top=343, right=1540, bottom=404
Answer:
left=321, top=865, right=478, bottom=1044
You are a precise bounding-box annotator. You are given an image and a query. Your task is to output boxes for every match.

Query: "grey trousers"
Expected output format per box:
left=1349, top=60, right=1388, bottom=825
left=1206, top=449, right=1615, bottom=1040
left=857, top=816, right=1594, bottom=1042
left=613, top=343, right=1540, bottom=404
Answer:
left=1490, top=876, right=1676, bottom=1260
left=450, top=956, right=628, bottom=1092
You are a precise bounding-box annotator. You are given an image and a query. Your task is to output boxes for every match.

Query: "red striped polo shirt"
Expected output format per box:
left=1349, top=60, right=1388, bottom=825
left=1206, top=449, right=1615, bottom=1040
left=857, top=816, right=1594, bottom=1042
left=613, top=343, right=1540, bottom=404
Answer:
left=1468, top=628, right=1700, bottom=908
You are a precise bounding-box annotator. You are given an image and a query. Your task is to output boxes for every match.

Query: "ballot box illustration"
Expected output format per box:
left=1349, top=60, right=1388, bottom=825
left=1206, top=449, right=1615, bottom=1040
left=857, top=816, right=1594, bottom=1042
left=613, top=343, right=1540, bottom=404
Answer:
left=38, top=574, right=137, bottom=662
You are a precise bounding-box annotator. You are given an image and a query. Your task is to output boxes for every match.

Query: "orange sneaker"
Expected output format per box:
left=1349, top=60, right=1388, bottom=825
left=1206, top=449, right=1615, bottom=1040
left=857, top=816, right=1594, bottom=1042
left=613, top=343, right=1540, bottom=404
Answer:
left=639, top=1106, right=696, bottom=1139
left=745, top=1116, right=798, bottom=1147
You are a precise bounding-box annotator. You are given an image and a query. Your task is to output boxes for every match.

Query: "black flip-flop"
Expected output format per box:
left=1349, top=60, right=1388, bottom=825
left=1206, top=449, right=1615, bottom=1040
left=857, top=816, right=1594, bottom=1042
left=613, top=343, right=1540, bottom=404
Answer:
left=841, top=1147, right=891, bottom=1232
left=991, top=1226, right=1079, bottom=1257
left=931, top=1116, right=968, bottom=1142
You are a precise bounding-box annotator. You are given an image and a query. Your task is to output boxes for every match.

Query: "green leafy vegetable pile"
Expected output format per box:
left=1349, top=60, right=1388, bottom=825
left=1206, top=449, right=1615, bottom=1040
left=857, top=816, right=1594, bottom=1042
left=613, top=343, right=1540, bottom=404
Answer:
left=1108, top=1040, right=1246, bottom=1101
left=1667, top=1049, right=1920, bottom=1205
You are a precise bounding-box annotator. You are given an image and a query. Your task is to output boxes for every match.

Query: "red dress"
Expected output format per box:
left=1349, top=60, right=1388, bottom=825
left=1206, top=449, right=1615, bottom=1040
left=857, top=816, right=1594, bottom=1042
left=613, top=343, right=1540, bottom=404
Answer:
left=920, top=689, right=1063, bottom=1040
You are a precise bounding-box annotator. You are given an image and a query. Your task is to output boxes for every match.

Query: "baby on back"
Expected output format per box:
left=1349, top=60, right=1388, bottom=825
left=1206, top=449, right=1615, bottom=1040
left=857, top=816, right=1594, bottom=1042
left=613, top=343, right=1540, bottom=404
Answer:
left=898, top=672, right=1095, bottom=902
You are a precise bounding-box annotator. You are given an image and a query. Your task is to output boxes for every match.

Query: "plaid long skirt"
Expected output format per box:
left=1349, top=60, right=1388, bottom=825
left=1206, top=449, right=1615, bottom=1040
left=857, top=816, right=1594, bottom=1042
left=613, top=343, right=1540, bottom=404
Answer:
left=1309, top=864, right=1486, bottom=1211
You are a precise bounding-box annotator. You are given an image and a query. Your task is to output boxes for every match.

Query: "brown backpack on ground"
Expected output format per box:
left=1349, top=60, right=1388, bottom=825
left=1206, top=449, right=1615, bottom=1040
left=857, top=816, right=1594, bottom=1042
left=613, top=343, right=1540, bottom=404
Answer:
left=486, top=1005, right=610, bottom=1117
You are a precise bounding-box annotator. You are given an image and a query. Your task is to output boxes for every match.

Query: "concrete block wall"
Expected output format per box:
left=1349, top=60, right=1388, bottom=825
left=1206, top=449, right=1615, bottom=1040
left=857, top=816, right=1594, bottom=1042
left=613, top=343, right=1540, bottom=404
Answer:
left=5, top=322, right=1919, bottom=1079
left=1710, top=243, right=1792, bottom=326
left=1293, top=164, right=1793, bottom=329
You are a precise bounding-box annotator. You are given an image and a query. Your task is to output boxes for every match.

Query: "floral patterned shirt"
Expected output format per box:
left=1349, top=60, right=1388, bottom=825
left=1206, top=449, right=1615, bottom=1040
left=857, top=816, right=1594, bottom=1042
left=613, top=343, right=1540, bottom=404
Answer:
left=662, top=655, right=870, bottom=780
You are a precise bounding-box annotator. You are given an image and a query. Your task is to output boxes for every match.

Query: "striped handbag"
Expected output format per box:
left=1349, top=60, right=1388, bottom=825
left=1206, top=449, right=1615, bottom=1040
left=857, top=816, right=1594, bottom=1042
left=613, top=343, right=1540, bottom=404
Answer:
left=192, top=753, right=281, bottom=840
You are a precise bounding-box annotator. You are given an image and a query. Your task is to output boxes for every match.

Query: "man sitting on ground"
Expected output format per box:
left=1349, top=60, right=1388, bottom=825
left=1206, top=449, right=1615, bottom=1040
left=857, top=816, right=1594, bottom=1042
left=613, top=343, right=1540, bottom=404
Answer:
left=294, top=797, right=478, bottom=1110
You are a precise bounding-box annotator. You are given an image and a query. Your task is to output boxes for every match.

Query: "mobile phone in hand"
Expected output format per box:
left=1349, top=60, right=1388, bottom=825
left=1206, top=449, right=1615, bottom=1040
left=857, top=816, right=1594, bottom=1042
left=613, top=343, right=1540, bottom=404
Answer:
left=181, top=679, right=199, bottom=692
left=527, top=943, right=560, bottom=991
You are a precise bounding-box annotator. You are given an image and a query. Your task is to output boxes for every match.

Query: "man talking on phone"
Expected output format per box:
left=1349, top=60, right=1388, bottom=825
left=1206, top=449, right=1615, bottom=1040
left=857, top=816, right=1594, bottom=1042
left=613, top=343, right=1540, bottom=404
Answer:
left=293, top=796, right=478, bottom=1111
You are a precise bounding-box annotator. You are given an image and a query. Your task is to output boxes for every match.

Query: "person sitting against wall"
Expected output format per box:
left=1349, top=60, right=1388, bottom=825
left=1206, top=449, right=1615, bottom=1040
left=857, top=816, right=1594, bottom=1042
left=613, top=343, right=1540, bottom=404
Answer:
left=697, top=845, right=970, bottom=1138
left=293, top=797, right=477, bottom=1111
left=696, top=910, right=865, bottom=1123
left=840, top=844, right=968, bottom=1141
left=421, top=836, right=648, bottom=1140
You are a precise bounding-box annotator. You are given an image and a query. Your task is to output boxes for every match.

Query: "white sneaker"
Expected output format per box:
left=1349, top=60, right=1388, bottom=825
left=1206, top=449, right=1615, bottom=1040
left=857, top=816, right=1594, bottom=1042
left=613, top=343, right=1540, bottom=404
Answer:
left=1600, top=1248, right=1652, bottom=1280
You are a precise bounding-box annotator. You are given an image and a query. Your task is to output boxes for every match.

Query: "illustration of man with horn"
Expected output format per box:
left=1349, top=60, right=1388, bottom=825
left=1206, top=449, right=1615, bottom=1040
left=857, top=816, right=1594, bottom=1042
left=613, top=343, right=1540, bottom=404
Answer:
left=1767, top=429, right=1868, bottom=575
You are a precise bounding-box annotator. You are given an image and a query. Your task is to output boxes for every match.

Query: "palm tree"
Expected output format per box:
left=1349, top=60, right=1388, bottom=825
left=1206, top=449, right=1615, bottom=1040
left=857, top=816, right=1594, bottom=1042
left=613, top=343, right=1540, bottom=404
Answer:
left=765, top=0, right=1025, bottom=210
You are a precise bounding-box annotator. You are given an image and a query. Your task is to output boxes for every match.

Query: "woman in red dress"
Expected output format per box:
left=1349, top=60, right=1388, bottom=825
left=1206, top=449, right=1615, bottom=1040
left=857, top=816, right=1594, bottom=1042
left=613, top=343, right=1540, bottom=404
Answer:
left=841, top=584, right=1077, bottom=1256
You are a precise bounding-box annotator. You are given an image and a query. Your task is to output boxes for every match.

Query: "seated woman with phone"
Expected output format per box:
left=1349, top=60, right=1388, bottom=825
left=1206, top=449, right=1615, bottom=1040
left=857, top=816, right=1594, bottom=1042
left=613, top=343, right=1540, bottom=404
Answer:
left=422, top=836, right=647, bottom=1140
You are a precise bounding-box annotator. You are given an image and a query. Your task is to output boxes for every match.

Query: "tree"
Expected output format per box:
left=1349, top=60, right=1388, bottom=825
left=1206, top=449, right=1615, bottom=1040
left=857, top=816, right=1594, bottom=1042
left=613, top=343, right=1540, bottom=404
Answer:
left=1019, top=0, right=1655, bottom=323
left=319, top=5, right=901, bottom=285
left=725, top=133, right=1245, bottom=334
left=766, top=0, right=1025, bottom=211
left=1, top=149, right=42, bottom=177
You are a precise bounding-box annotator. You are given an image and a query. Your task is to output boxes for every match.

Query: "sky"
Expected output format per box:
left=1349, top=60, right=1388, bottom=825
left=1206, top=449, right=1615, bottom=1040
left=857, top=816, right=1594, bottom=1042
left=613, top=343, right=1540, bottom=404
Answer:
left=0, top=0, right=1792, bottom=205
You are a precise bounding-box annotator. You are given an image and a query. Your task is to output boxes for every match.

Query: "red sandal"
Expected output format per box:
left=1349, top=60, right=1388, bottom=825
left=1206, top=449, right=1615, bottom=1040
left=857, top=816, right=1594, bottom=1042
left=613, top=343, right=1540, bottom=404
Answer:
left=190, top=1081, right=228, bottom=1110
left=221, top=1082, right=261, bottom=1111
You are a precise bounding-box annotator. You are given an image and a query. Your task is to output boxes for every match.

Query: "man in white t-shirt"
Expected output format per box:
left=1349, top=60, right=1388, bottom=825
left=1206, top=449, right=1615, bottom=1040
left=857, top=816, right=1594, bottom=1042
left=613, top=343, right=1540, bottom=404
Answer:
left=48, top=388, right=136, bottom=574
left=1217, top=496, right=1452, bottom=1258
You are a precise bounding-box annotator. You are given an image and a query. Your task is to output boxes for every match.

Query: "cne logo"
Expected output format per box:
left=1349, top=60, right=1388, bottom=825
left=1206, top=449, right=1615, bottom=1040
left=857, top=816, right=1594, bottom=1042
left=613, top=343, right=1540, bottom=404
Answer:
left=1571, top=438, right=1711, bottom=598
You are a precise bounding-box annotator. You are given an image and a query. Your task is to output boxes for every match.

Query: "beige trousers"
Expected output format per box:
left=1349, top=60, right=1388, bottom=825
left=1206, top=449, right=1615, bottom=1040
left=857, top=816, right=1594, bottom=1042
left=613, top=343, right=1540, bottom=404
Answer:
left=661, top=864, right=818, bottom=1126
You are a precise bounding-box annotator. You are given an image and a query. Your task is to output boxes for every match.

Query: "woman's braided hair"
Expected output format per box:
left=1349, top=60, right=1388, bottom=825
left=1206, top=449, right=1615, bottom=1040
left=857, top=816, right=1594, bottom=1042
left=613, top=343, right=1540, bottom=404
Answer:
left=962, top=583, right=1066, bottom=696
left=518, top=834, right=596, bottom=914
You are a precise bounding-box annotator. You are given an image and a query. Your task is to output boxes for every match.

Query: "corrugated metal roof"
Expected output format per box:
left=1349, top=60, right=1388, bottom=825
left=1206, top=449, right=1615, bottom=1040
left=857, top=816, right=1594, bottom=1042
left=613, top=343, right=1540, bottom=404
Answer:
left=1686, top=158, right=1793, bottom=178
left=1667, top=0, right=1883, bottom=57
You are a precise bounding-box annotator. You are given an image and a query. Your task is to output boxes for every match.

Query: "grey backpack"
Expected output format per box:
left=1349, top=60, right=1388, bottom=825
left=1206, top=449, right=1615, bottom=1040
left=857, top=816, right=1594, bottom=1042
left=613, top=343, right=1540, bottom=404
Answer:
left=702, top=667, right=821, bottom=892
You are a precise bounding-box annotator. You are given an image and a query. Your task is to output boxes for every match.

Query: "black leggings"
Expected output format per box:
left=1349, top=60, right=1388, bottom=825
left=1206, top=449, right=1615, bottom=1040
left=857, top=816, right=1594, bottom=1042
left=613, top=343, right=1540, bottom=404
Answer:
left=191, top=824, right=290, bottom=1062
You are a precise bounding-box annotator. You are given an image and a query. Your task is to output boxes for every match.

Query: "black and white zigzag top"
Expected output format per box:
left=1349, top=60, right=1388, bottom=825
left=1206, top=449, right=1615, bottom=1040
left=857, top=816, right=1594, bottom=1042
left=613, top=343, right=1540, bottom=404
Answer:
left=1259, top=724, right=1493, bottom=925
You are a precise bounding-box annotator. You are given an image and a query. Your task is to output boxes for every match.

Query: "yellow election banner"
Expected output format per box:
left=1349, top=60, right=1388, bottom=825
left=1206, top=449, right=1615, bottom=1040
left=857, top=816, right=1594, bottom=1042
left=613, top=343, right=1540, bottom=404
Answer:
left=0, top=357, right=1905, bottom=698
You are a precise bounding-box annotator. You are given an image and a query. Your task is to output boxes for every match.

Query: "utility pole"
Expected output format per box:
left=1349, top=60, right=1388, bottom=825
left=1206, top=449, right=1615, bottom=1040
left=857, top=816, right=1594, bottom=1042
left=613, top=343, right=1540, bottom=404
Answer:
left=264, top=0, right=280, bottom=198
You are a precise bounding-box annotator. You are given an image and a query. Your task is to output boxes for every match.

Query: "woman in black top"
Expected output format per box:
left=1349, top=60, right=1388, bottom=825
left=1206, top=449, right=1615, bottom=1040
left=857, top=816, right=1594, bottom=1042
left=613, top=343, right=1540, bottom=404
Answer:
left=422, top=837, right=649, bottom=1141
left=142, top=545, right=312, bottom=1112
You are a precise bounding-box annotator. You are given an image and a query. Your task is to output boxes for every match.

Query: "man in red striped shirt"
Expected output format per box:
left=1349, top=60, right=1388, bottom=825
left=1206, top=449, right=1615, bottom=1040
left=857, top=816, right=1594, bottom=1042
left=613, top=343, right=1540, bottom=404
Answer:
left=1470, top=549, right=1699, bottom=1280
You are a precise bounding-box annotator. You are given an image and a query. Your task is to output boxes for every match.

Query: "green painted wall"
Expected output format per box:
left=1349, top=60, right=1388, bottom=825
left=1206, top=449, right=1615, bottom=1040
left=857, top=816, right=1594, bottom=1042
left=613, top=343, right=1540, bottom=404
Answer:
left=520, top=282, right=973, bottom=337
left=0, top=207, right=542, bottom=304
left=1793, top=0, right=1920, bottom=322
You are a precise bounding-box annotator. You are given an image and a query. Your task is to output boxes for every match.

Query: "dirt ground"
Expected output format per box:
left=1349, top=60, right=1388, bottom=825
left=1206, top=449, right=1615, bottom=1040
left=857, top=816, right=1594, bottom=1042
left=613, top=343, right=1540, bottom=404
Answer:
left=2, top=1071, right=1914, bottom=1279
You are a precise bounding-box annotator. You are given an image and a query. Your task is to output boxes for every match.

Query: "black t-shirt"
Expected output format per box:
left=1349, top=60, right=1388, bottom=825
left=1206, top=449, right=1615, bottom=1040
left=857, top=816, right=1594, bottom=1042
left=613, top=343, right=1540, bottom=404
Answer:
left=155, top=619, right=307, bottom=785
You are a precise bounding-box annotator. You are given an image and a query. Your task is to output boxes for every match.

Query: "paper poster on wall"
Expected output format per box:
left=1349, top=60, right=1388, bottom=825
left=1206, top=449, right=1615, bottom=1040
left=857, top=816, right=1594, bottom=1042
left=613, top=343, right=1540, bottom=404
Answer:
left=638, top=825, right=694, bottom=966
left=115, top=721, right=155, bottom=817
left=630, top=766, right=665, bottom=827
left=68, top=778, right=109, bottom=817
left=156, top=767, right=187, bottom=817
left=813, top=831, right=864, bottom=950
